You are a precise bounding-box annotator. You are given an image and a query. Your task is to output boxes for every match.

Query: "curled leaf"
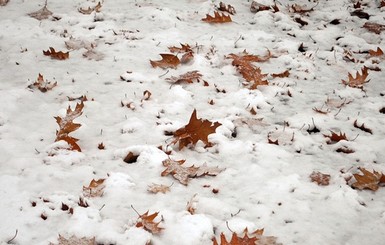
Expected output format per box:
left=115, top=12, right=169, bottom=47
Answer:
left=150, top=54, right=180, bottom=69
left=202, top=11, right=232, bottom=23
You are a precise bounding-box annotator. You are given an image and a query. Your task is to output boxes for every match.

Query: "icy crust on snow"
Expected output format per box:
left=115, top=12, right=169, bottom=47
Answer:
left=1, top=0, right=385, bottom=244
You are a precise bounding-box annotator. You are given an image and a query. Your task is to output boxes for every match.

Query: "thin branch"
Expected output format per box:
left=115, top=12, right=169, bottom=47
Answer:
left=7, top=229, right=18, bottom=244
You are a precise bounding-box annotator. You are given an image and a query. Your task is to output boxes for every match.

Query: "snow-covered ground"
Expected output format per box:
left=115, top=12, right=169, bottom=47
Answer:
left=1, top=0, right=385, bottom=244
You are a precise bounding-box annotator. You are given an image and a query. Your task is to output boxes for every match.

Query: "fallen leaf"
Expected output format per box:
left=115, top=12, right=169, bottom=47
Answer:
left=369, top=47, right=384, bottom=57
left=213, top=228, right=282, bottom=245
left=166, top=71, right=204, bottom=84
left=28, top=73, right=57, bottom=92
left=309, top=171, right=330, bottom=186
left=54, top=101, right=84, bottom=151
left=351, top=10, right=369, bottom=20
left=50, top=235, right=96, bottom=245
left=78, top=2, right=102, bottom=15
left=28, top=5, right=53, bottom=20
left=98, top=142, right=105, bottom=150
left=336, top=147, right=355, bottom=154
left=250, top=1, right=279, bottom=13
left=136, top=211, right=163, bottom=234
left=161, top=159, right=223, bottom=185
left=323, top=131, right=348, bottom=144
left=381, top=0, right=385, bottom=8
left=202, top=11, right=232, bottom=23
left=341, top=66, right=369, bottom=88
left=217, top=2, right=236, bottom=15
left=147, top=183, right=171, bottom=194
left=363, top=22, right=385, bottom=34
left=43, top=47, right=69, bottom=60
left=290, top=3, right=315, bottom=14
left=351, top=168, right=385, bottom=191
left=271, top=70, right=290, bottom=78
left=83, top=178, right=105, bottom=198
left=0, top=0, right=9, bottom=6
left=186, top=194, right=198, bottom=214
left=353, top=120, right=372, bottom=134
left=124, top=152, right=139, bottom=163
left=172, top=109, right=221, bottom=150
left=150, top=54, right=180, bottom=69
left=168, top=43, right=193, bottom=53
left=181, top=51, right=194, bottom=64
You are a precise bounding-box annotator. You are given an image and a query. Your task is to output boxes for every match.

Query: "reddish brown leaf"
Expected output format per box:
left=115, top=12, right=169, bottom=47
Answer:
left=250, top=2, right=279, bottom=13
left=98, top=142, right=105, bottom=150
left=166, top=71, right=203, bottom=84
left=150, top=54, right=180, bottom=69
left=341, top=66, right=369, bottom=88
left=217, top=2, right=236, bottom=15
left=28, top=73, right=57, bottom=92
left=310, top=171, right=330, bottom=186
left=168, top=43, right=192, bottom=53
left=353, top=120, right=373, bottom=134
left=213, top=228, right=281, bottom=245
left=136, top=211, right=163, bottom=234
left=186, top=194, right=198, bottom=214
left=172, top=109, right=221, bottom=150
left=363, top=22, right=385, bottom=34
left=381, top=0, right=385, bottom=8
left=124, top=152, right=139, bottom=163
left=43, top=47, right=69, bottom=60
left=369, top=47, right=384, bottom=57
left=83, top=178, right=105, bottom=198
left=323, top=131, right=348, bottom=144
left=336, top=147, right=355, bottom=154
left=55, top=101, right=84, bottom=151
left=271, top=70, right=290, bottom=78
left=351, top=168, right=385, bottom=191
left=181, top=51, right=194, bottom=64
left=202, top=11, right=232, bottom=23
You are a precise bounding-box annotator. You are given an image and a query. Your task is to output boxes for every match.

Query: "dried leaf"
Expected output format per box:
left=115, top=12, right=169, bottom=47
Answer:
left=353, top=120, right=372, bottom=134
left=323, top=131, right=348, bottom=144
left=271, top=70, right=290, bottom=78
left=181, top=51, right=194, bottom=64
left=28, top=73, right=57, bottom=92
left=55, top=101, right=84, bottom=151
left=0, top=0, right=9, bottom=6
left=186, top=194, right=198, bottom=214
left=161, top=159, right=223, bottom=185
left=136, top=211, right=163, bottom=234
left=213, top=228, right=282, bottom=245
left=124, top=152, right=139, bottom=163
left=290, top=4, right=315, bottom=14
left=351, top=168, right=385, bottom=191
left=369, top=47, right=384, bottom=57
left=150, top=54, right=180, bottom=69
left=363, top=22, right=385, bottom=34
left=202, top=11, right=232, bottom=23
left=166, top=71, right=203, bottom=84
left=350, top=10, right=369, bottom=20
left=83, top=178, right=105, bottom=198
left=310, top=171, right=330, bottom=186
left=98, top=142, right=105, bottom=150
left=28, top=5, right=53, bottom=20
left=50, top=235, right=96, bottom=245
left=381, top=0, right=385, bottom=8
left=168, top=43, right=192, bottom=53
left=147, top=183, right=170, bottom=194
left=43, top=47, right=69, bottom=60
left=217, top=2, right=236, bottom=15
left=336, top=147, right=355, bottom=154
left=250, top=1, right=279, bottom=13
left=78, top=2, right=102, bottom=15
left=341, top=66, right=369, bottom=88
left=172, top=109, right=221, bottom=150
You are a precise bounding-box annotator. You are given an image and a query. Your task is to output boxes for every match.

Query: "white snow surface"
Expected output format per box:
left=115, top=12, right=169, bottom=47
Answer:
left=1, top=0, right=385, bottom=244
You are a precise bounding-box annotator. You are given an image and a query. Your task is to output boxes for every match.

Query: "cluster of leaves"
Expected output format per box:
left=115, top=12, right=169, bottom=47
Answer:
left=135, top=210, right=164, bottom=234
left=150, top=43, right=194, bottom=69
left=54, top=101, right=84, bottom=151
left=28, top=73, right=57, bottom=92
left=213, top=228, right=282, bottom=245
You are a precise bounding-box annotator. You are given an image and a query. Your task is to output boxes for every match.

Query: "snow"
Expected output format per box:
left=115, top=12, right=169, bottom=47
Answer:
left=1, top=0, right=385, bottom=244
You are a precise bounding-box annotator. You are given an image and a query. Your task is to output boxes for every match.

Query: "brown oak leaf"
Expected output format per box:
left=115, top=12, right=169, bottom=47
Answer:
left=166, top=71, right=205, bottom=85
left=353, top=120, right=373, bottom=134
left=217, top=2, right=236, bottom=15
left=250, top=1, right=279, bottom=13
left=213, top=228, right=282, bottom=245
left=50, top=235, right=96, bottom=245
left=147, top=183, right=171, bottom=194
left=78, top=2, right=102, bottom=15
left=161, top=159, right=223, bottom=185
left=168, top=43, right=193, bottom=53
left=136, top=211, right=163, bottom=234
left=83, top=178, right=105, bottom=197
left=29, top=5, right=53, bottom=20
left=341, top=66, right=369, bottom=88
left=351, top=168, right=385, bottom=191
left=43, top=47, right=69, bottom=60
left=290, top=3, right=315, bottom=14
left=202, top=11, right=232, bottom=23
left=369, top=47, right=384, bottom=57
left=28, top=73, right=57, bottom=92
left=323, top=131, right=348, bottom=144
left=55, top=101, right=84, bottom=151
left=150, top=54, right=180, bottom=69
left=309, top=171, right=330, bottom=186
left=271, top=70, right=290, bottom=78
left=172, top=109, right=221, bottom=150
left=363, top=22, right=385, bottom=34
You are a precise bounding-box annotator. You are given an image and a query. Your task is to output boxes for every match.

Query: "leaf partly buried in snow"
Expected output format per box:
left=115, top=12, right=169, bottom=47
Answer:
left=83, top=178, right=105, bottom=197
left=43, top=47, right=69, bottom=60
left=369, top=47, right=384, bottom=57
left=136, top=211, right=163, bottom=234
left=341, top=66, right=369, bottom=88
left=150, top=54, right=180, bottom=69
left=309, top=171, right=330, bottom=186
left=213, top=228, right=282, bottom=245
left=217, top=2, right=236, bottom=15
left=29, top=5, right=53, bottom=20
left=172, top=109, right=221, bottom=150
left=78, top=2, right=102, bottom=15
left=161, top=159, right=223, bottom=185
left=28, top=73, right=57, bottom=92
left=147, top=183, right=171, bottom=194
left=166, top=71, right=204, bottom=85
left=363, top=22, right=385, bottom=34
left=323, top=131, right=348, bottom=144
left=202, top=11, right=232, bottom=23
left=50, top=235, right=96, bottom=245
left=351, top=168, right=385, bottom=191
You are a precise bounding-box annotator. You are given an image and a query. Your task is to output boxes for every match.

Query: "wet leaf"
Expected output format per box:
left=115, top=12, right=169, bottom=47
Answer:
left=150, top=54, right=180, bottom=69
left=202, top=11, right=232, bottom=23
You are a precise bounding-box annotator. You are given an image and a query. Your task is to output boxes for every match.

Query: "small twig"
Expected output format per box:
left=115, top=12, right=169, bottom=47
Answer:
left=334, top=108, right=342, bottom=117
left=230, top=209, right=241, bottom=217
left=159, top=70, right=169, bottom=78
left=131, top=205, right=140, bottom=216
left=234, top=35, right=243, bottom=47
left=35, top=148, right=40, bottom=154
left=99, top=204, right=105, bottom=211
left=7, top=229, right=18, bottom=244
left=351, top=134, right=359, bottom=141
left=225, top=221, right=234, bottom=232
